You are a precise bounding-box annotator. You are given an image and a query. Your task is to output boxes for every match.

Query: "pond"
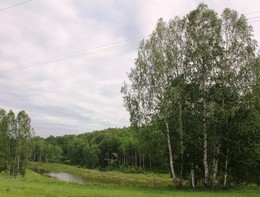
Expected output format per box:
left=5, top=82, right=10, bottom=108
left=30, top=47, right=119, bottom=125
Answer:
left=44, top=172, right=86, bottom=184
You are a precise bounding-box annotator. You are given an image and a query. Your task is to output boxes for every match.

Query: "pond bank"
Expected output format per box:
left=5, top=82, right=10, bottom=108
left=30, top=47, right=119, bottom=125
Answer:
left=28, top=162, right=172, bottom=187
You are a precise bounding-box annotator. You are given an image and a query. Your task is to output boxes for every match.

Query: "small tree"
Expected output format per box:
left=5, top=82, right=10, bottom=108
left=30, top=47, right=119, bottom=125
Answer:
left=0, top=109, right=33, bottom=177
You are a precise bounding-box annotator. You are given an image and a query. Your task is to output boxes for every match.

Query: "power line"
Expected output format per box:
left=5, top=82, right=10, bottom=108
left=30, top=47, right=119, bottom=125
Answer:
left=0, top=0, right=33, bottom=12
left=245, top=11, right=260, bottom=15
left=248, top=16, right=260, bottom=20
left=1, top=43, right=139, bottom=73
left=0, top=38, right=144, bottom=73
left=249, top=20, right=260, bottom=23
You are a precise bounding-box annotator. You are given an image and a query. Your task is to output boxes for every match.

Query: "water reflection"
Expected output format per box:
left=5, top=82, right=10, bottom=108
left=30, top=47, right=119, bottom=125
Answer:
left=45, top=172, right=85, bottom=184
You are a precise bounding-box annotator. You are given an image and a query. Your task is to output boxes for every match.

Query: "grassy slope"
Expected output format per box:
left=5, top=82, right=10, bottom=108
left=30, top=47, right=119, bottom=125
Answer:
left=0, top=162, right=258, bottom=197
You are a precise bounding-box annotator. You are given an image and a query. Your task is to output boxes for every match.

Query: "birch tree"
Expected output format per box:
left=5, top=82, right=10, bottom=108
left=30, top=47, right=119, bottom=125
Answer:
left=0, top=109, right=8, bottom=172
left=185, top=4, right=222, bottom=187
left=219, top=9, right=258, bottom=188
left=121, top=17, right=186, bottom=186
left=7, top=110, right=16, bottom=176
left=121, top=3, right=259, bottom=188
left=15, top=111, right=33, bottom=176
left=0, top=109, right=33, bottom=177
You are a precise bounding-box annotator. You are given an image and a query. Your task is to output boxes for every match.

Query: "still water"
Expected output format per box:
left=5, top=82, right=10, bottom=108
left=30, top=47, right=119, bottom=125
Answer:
left=44, top=172, right=85, bottom=184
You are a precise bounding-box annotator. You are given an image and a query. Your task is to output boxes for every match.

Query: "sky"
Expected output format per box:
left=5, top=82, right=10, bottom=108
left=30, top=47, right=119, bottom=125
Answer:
left=1, top=0, right=260, bottom=137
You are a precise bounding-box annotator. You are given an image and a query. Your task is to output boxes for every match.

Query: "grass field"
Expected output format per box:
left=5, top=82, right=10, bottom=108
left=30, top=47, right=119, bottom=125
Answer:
left=0, top=162, right=259, bottom=197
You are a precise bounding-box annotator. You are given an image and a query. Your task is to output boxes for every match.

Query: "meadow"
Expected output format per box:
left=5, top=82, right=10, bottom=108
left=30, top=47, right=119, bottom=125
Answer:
left=0, top=162, right=259, bottom=197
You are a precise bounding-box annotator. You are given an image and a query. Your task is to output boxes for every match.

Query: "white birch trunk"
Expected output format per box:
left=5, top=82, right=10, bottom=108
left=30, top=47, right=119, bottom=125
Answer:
left=17, top=154, right=20, bottom=177
left=165, top=120, right=176, bottom=181
left=212, top=145, right=220, bottom=186
left=179, top=103, right=183, bottom=183
left=16, top=139, right=22, bottom=177
left=223, top=148, right=229, bottom=188
left=203, top=103, right=209, bottom=187
left=191, top=168, right=196, bottom=188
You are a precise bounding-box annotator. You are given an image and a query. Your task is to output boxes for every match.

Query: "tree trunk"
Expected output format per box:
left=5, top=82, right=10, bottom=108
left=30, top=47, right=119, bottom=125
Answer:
left=131, top=150, right=134, bottom=167
left=16, top=139, right=22, bottom=177
left=16, top=154, right=20, bottom=177
left=7, top=139, right=11, bottom=176
left=203, top=103, right=209, bottom=187
left=165, top=120, right=176, bottom=181
left=39, top=150, right=42, bottom=162
left=127, top=153, right=129, bottom=165
left=223, top=148, right=229, bottom=189
left=179, top=103, right=183, bottom=183
left=212, top=144, right=220, bottom=186
left=149, top=155, right=152, bottom=169
left=135, top=151, right=138, bottom=167
left=139, top=153, right=142, bottom=168
left=118, top=154, right=121, bottom=166
left=142, top=154, right=145, bottom=169
left=191, top=167, right=196, bottom=188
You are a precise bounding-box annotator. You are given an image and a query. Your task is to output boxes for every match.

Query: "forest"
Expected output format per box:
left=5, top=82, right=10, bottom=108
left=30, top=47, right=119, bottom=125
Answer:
left=0, top=3, right=259, bottom=190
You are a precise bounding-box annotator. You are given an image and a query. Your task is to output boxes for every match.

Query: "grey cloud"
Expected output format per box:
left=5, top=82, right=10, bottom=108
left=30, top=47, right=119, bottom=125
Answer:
left=74, top=0, right=145, bottom=39
left=0, top=0, right=259, bottom=137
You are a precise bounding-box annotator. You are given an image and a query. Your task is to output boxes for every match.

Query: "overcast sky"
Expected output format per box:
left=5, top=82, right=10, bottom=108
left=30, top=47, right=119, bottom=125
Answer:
left=1, top=0, right=259, bottom=137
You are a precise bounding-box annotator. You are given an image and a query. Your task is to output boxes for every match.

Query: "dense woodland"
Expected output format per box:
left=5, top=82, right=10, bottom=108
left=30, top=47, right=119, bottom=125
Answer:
left=0, top=3, right=259, bottom=189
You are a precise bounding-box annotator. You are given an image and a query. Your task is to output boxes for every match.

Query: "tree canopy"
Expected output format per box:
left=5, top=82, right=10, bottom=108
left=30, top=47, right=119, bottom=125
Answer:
left=121, top=3, right=259, bottom=188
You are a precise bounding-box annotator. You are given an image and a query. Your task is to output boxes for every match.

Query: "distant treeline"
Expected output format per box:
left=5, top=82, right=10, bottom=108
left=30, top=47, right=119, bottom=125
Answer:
left=29, top=127, right=167, bottom=172
left=29, top=121, right=259, bottom=187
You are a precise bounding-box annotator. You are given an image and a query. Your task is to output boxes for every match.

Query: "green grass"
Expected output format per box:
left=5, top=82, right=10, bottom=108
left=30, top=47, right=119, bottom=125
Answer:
left=28, top=162, right=172, bottom=187
left=0, top=162, right=258, bottom=197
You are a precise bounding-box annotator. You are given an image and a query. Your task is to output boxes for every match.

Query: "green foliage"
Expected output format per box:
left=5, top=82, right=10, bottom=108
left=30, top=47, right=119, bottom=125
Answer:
left=29, top=137, right=63, bottom=163
left=0, top=109, right=33, bottom=177
left=121, top=3, right=259, bottom=188
left=32, top=127, right=168, bottom=171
